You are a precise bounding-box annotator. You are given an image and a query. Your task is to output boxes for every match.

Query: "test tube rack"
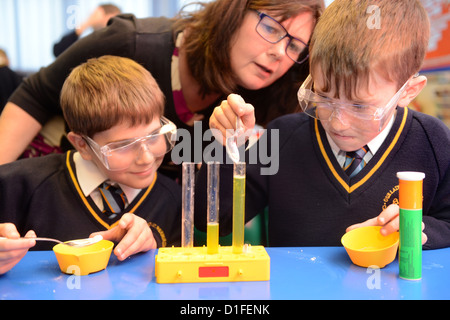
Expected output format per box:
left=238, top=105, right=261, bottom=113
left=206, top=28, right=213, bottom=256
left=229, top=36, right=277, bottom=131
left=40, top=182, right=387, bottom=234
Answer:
left=155, top=245, right=270, bottom=284
left=154, top=162, right=270, bottom=284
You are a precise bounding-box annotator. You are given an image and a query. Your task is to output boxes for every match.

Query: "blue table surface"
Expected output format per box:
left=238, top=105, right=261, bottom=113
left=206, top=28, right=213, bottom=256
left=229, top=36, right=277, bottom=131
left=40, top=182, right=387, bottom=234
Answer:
left=1, top=247, right=449, bottom=300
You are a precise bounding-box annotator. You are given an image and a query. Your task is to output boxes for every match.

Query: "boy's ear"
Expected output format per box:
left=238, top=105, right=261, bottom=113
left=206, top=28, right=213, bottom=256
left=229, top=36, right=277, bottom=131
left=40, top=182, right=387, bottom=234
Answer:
left=398, top=75, right=427, bottom=108
left=67, top=132, right=93, bottom=161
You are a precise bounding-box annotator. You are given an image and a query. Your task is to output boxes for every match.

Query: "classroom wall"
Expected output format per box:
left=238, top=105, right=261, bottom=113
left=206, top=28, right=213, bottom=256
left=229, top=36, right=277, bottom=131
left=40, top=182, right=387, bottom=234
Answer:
left=0, top=0, right=210, bottom=72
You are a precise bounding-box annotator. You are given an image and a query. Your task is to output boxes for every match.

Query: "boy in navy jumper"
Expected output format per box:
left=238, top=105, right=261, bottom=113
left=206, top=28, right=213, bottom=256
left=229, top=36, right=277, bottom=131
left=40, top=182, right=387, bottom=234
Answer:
left=0, top=56, right=181, bottom=274
left=196, top=0, right=450, bottom=248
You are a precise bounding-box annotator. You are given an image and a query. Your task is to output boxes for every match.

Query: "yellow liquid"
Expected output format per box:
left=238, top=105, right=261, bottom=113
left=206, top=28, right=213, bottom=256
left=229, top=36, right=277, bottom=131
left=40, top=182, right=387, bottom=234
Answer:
left=207, top=222, right=219, bottom=254
left=232, top=175, right=246, bottom=254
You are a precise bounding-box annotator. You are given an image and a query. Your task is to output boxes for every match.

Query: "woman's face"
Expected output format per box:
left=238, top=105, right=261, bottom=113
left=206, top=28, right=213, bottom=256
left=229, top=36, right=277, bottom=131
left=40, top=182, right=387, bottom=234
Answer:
left=230, top=10, right=315, bottom=90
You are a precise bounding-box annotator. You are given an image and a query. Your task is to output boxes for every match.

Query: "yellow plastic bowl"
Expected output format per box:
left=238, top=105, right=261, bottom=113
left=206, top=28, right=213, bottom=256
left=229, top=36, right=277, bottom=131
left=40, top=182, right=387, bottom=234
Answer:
left=341, top=226, right=399, bottom=268
left=53, top=240, right=114, bottom=276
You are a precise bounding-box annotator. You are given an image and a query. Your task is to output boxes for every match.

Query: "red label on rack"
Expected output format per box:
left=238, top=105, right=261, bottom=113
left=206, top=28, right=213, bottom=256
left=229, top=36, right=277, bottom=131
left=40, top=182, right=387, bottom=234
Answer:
left=198, top=266, right=229, bottom=278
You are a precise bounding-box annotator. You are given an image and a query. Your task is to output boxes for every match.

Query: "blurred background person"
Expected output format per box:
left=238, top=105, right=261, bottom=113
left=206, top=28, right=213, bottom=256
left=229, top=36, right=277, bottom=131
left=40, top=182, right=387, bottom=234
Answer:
left=0, top=49, right=23, bottom=112
left=53, top=3, right=121, bottom=57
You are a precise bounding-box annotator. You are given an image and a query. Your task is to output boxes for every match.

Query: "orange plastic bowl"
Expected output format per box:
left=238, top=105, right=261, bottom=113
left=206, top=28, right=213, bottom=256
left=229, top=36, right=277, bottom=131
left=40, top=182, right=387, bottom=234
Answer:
left=53, top=240, right=114, bottom=276
left=341, top=226, right=399, bottom=268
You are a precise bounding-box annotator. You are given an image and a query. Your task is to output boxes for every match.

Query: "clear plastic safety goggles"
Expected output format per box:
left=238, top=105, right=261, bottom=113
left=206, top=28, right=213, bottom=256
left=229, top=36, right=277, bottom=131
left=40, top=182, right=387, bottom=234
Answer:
left=297, top=75, right=411, bottom=127
left=84, top=117, right=177, bottom=171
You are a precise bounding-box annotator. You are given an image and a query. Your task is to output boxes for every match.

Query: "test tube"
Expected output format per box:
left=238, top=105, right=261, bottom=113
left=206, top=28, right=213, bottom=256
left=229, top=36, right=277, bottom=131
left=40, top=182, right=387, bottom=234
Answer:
left=232, top=162, right=246, bottom=254
left=397, top=172, right=425, bottom=281
left=182, top=162, right=195, bottom=249
left=207, top=162, right=220, bottom=254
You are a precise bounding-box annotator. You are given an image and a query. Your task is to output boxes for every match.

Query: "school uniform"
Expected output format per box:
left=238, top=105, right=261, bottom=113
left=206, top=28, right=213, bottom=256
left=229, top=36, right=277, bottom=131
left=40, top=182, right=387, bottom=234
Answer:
left=0, top=151, right=181, bottom=250
left=195, top=107, right=450, bottom=249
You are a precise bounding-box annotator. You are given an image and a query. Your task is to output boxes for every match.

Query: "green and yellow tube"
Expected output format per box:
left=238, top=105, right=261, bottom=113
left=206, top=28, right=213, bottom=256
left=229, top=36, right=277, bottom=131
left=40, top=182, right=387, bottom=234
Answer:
left=397, top=172, right=425, bottom=281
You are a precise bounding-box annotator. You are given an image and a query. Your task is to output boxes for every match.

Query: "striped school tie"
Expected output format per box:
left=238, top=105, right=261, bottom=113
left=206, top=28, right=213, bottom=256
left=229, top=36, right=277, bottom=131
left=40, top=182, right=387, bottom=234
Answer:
left=98, top=183, right=128, bottom=221
left=344, top=146, right=369, bottom=178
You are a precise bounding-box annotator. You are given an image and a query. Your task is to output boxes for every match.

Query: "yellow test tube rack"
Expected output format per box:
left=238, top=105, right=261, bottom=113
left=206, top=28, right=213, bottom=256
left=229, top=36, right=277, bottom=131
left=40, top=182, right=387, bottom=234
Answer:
left=155, top=245, right=270, bottom=284
left=155, top=162, right=270, bottom=284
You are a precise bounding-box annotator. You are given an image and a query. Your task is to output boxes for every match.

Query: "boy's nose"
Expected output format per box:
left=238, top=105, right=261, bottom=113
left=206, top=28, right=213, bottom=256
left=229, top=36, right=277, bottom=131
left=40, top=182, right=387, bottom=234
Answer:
left=329, top=108, right=351, bottom=128
left=135, top=143, right=155, bottom=165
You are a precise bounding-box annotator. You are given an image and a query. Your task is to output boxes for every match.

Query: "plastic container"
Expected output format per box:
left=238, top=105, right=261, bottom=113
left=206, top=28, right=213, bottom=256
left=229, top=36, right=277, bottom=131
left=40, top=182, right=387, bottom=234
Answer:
left=341, top=226, right=399, bottom=268
left=397, top=171, right=425, bottom=280
left=53, top=240, right=114, bottom=276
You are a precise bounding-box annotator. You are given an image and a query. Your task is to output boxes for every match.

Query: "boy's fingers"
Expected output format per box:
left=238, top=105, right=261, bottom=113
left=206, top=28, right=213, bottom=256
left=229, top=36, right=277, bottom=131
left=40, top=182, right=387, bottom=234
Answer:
left=0, top=223, right=21, bottom=239
left=114, top=214, right=156, bottom=260
left=346, top=217, right=378, bottom=233
left=114, top=230, right=144, bottom=261
left=377, top=204, right=400, bottom=225
left=118, top=213, right=135, bottom=230
left=380, top=217, right=400, bottom=236
left=422, top=230, right=428, bottom=245
left=24, top=230, right=37, bottom=238
left=114, top=213, right=139, bottom=259
left=0, top=226, right=36, bottom=251
left=115, top=233, right=151, bottom=261
left=0, top=239, right=36, bottom=252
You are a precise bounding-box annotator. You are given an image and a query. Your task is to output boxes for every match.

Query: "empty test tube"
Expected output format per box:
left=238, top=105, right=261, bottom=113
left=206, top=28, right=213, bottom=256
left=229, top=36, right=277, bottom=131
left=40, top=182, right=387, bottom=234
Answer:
left=182, top=162, right=195, bottom=249
left=207, top=162, right=220, bottom=254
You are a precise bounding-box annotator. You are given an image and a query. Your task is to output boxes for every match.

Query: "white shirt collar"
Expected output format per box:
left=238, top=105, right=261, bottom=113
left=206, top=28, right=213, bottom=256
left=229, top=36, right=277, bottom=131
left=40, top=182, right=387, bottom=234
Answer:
left=327, top=113, right=396, bottom=166
left=73, top=152, right=142, bottom=204
left=366, top=113, right=395, bottom=156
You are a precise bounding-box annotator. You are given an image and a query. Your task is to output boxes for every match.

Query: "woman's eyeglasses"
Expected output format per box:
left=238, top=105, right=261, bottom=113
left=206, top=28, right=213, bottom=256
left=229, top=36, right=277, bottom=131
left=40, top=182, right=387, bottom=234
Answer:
left=255, top=10, right=309, bottom=64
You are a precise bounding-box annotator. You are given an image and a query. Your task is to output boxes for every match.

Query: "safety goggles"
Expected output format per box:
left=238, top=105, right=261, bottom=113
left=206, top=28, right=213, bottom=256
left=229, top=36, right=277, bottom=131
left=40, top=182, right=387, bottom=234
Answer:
left=297, top=75, right=411, bottom=128
left=84, top=117, right=177, bottom=171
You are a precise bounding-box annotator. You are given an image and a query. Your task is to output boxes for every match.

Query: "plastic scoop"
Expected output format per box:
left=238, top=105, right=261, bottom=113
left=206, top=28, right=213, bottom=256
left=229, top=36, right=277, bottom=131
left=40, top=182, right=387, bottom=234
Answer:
left=0, top=235, right=103, bottom=248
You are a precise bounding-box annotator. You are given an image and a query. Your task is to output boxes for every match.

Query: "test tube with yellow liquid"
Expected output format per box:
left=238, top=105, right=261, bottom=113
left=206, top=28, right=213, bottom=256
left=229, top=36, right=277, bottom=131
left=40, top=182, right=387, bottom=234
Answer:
left=207, top=162, right=220, bottom=254
left=232, top=162, right=246, bottom=254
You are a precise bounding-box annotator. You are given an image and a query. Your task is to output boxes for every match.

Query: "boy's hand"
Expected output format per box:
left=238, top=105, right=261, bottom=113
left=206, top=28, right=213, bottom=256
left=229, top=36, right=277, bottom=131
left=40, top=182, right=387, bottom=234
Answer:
left=210, top=94, right=256, bottom=145
left=91, top=213, right=156, bottom=261
left=346, top=204, right=428, bottom=245
left=0, top=224, right=36, bottom=275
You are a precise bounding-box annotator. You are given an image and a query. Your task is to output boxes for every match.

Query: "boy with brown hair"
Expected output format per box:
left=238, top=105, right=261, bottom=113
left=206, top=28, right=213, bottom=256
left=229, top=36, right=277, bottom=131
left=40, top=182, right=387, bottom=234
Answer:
left=198, top=0, right=450, bottom=248
left=0, top=56, right=181, bottom=274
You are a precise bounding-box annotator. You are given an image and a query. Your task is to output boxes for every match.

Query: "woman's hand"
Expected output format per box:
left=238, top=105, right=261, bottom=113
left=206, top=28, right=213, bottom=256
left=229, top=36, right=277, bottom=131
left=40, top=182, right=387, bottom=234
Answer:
left=210, top=94, right=255, bottom=145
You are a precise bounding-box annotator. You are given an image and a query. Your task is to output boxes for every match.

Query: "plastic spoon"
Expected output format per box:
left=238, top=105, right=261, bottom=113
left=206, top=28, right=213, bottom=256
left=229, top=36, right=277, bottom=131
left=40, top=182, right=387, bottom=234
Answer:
left=0, top=235, right=103, bottom=248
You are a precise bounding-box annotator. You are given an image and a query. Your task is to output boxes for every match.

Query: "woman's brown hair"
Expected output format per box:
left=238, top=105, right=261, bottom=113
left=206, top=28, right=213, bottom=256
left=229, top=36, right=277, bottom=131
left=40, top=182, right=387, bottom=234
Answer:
left=174, top=0, right=324, bottom=97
